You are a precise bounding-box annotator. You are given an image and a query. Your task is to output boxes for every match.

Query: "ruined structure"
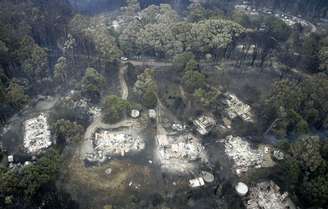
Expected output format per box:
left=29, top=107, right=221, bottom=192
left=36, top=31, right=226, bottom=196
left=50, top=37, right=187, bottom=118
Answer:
left=224, top=93, right=254, bottom=122
left=222, top=136, right=267, bottom=175
left=246, top=181, right=294, bottom=209
left=155, top=134, right=208, bottom=173
left=93, top=130, right=145, bottom=157
left=24, top=113, right=52, bottom=154
left=193, top=115, right=216, bottom=135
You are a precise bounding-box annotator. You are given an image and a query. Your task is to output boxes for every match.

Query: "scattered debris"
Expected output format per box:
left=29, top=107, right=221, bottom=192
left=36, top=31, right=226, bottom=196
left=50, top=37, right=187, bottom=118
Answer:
left=7, top=155, right=34, bottom=170
left=222, top=136, right=266, bottom=175
left=193, top=115, right=216, bottom=135
left=84, top=152, right=108, bottom=164
left=236, top=44, right=256, bottom=54
left=246, top=181, right=294, bottom=209
left=224, top=93, right=254, bottom=122
left=130, top=109, right=140, bottom=118
left=236, top=182, right=249, bottom=196
left=172, top=123, right=186, bottom=132
left=24, top=161, right=31, bottom=166
left=189, top=177, right=205, bottom=188
left=24, top=113, right=52, bottom=154
left=89, top=106, right=101, bottom=118
left=272, top=150, right=284, bottom=161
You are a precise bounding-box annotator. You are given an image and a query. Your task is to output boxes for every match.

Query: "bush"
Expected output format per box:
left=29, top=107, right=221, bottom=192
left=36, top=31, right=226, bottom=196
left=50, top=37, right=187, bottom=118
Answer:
left=142, top=90, right=157, bottom=108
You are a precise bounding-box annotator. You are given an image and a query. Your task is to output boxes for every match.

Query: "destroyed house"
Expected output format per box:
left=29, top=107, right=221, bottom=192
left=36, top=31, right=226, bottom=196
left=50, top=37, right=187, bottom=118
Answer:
left=193, top=115, right=216, bottom=135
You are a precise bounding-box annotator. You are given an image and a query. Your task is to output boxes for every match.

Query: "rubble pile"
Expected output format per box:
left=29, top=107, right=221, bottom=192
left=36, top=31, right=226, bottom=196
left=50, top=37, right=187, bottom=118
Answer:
left=24, top=113, right=51, bottom=154
left=156, top=134, right=208, bottom=173
left=247, top=181, right=293, bottom=209
left=224, top=93, right=254, bottom=122
left=93, top=130, right=145, bottom=157
left=193, top=115, right=216, bottom=135
left=223, top=135, right=264, bottom=175
left=273, top=150, right=284, bottom=161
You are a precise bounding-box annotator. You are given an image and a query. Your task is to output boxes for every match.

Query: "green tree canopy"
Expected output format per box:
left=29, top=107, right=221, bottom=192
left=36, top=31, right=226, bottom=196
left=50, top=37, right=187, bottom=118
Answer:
left=266, top=77, right=328, bottom=136
left=279, top=136, right=328, bottom=208
left=81, top=67, right=105, bottom=101
left=6, top=81, right=29, bottom=109
left=103, top=95, right=130, bottom=123
left=182, top=70, right=206, bottom=92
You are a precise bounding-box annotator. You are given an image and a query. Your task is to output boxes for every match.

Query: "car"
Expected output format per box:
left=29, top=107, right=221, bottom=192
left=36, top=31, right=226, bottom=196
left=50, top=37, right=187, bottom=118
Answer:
left=120, top=57, right=128, bottom=61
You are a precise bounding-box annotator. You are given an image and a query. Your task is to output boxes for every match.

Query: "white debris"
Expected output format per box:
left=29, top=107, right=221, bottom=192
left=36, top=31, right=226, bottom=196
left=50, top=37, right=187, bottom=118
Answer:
left=148, top=109, right=156, bottom=119
left=224, top=93, right=254, bottom=122
left=193, top=115, right=216, bottom=135
left=235, top=182, right=249, bottom=196
left=84, top=151, right=108, bottom=164
left=223, top=135, right=265, bottom=175
left=112, top=20, right=120, bottom=30
left=273, top=150, right=284, bottom=161
left=155, top=134, right=208, bottom=173
left=172, top=123, right=186, bottom=132
left=8, top=155, right=14, bottom=163
left=130, top=109, right=140, bottom=118
left=246, top=181, right=294, bottom=209
left=24, top=113, right=52, bottom=154
left=94, top=130, right=145, bottom=157
left=189, top=177, right=205, bottom=188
